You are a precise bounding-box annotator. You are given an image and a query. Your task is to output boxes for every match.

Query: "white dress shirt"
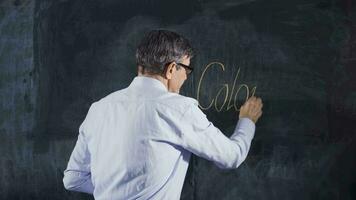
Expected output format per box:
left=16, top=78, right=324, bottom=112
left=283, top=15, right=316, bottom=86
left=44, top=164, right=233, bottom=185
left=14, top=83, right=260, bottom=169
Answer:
left=63, top=76, right=256, bottom=200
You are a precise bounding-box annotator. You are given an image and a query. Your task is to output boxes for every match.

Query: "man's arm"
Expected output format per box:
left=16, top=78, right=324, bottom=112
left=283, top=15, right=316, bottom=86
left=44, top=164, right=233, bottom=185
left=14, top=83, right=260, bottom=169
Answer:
left=63, top=105, right=95, bottom=194
left=158, top=96, right=262, bottom=169
left=179, top=106, right=255, bottom=169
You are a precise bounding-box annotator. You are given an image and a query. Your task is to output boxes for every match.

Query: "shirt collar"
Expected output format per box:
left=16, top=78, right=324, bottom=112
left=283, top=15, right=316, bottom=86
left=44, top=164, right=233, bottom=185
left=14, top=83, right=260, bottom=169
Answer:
left=129, top=76, right=168, bottom=92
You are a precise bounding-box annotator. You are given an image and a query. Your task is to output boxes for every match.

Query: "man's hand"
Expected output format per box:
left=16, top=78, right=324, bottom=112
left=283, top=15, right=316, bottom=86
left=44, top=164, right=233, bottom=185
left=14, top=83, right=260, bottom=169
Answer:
left=239, top=96, right=263, bottom=124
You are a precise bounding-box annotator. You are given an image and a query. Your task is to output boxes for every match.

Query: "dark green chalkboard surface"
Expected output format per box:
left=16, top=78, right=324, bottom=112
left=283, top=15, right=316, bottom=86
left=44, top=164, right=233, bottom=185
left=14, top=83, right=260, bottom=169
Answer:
left=1, top=0, right=354, bottom=199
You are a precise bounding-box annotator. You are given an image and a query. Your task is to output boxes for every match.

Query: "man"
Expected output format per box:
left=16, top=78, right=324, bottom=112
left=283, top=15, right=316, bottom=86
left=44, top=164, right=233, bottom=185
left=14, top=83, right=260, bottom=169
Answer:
left=63, top=30, right=263, bottom=200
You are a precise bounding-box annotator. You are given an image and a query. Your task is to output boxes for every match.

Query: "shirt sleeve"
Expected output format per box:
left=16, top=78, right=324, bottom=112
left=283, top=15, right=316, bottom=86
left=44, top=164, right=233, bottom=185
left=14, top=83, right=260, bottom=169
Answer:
left=63, top=104, right=95, bottom=194
left=170, top=104, right=256, bottom=169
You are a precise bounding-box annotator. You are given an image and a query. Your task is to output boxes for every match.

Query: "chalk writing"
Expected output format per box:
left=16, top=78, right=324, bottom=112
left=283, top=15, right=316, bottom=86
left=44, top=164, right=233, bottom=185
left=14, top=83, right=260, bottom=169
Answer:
left=197, top=62, right=257, bottom=112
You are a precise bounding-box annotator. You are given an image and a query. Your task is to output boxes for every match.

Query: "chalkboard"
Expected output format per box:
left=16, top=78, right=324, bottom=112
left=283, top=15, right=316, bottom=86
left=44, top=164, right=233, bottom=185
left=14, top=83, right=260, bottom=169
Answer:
left=10, top=0, right=353, bottom=199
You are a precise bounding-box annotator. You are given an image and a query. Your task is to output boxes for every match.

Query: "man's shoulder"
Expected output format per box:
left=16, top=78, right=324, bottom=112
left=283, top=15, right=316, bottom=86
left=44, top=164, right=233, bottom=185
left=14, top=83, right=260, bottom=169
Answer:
left=87, top=88, right=128, bottom=110
left=88, top=87, right=199, bottom=114
left=156, top=93, right=199, bottom=115
left=162, top=93, right=198, bottom=106
left=97, top=88, right=129, bottom=103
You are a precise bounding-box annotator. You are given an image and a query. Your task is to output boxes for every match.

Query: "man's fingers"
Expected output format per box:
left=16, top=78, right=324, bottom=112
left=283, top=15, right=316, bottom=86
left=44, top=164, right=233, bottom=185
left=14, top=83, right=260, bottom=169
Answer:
left=246, top=96, right=262, bottom=105
left=240, top=96, right=263, bottom=123
left=243, top=96, right=263, bottom=112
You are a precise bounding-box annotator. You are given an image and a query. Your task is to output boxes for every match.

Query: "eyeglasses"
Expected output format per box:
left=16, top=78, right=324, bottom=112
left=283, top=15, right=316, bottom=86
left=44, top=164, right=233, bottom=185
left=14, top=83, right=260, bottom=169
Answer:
left=176, top=62, right=193, bottom=75
left=177, top=63, right=193, bottom=75
left=162, top=62, right=194, bottom=76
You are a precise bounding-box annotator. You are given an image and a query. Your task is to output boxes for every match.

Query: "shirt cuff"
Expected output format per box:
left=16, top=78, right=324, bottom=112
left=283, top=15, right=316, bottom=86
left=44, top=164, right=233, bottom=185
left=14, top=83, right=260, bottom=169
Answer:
left=234, top=117, right=256, bottom=140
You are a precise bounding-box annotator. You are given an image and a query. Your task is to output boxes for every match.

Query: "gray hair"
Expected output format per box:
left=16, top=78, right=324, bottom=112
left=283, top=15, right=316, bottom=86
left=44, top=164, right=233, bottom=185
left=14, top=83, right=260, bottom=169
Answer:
left=135, top=30, right=194, bottom=74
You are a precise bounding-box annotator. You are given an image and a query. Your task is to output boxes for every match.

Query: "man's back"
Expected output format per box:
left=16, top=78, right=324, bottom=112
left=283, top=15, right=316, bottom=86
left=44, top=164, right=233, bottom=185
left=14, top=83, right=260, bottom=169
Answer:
left=63, top=76, right=257, bottom=199
left=87, top=76, right=197, bottom=199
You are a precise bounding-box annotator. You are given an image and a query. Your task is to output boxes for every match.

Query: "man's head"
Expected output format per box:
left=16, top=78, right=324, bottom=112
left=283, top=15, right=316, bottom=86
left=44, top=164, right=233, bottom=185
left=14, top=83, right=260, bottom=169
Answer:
left=136, top=30, right=194, bottom=93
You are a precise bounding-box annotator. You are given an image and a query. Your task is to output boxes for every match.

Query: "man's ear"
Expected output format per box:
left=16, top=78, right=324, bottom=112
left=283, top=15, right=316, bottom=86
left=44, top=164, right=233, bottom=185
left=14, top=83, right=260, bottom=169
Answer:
left=138, top=65, right=144, bottom=75
left=164, top=63, right=176, bottom=79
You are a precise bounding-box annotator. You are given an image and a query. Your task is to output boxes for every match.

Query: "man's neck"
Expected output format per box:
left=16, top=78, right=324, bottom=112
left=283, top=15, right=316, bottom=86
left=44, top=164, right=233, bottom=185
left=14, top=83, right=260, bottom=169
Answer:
left=138, top=74, right=168, bottom=90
